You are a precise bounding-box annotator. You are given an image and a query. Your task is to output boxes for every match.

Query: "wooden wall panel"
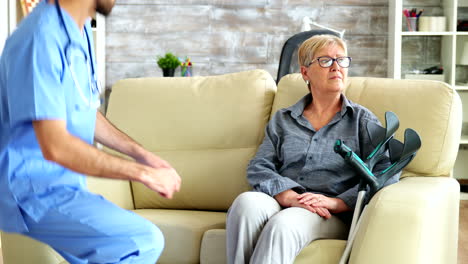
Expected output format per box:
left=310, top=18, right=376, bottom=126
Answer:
left=268, top=0, right=388, bottom=7
left=116, top=0, right=269, bottom=6
left=105, top=1, right=391, bottom=88
left=107, top=5, right=212, bottom=34
left=107, top=32, right=268, bottom=63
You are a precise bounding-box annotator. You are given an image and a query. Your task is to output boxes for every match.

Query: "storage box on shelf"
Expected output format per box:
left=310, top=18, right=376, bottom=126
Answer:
left=389, top=0, right=468, bottom=181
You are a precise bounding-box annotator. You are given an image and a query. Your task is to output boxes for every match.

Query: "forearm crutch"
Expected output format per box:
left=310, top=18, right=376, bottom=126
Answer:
left=334, top=112, right=421, bottom=264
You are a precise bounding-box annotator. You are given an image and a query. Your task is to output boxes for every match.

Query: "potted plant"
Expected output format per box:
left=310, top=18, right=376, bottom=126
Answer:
left=157, top=53, right=180, bottom=77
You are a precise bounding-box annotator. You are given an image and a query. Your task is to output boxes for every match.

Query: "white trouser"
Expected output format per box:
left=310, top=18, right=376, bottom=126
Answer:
left=226, top=191, right=348, bottom=264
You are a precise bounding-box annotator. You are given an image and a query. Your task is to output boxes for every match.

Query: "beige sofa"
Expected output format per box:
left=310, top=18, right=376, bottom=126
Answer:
left=1, top=70, right=461, bottom=264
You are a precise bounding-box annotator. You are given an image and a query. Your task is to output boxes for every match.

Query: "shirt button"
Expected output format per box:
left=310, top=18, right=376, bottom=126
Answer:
left=313, top=139, right=318, bottom=142
left=299, top=177, right=304, bottom=181
left=308, top=156, right=312, bottom=160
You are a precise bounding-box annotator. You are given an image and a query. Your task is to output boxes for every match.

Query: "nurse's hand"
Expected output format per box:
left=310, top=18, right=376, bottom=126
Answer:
left=139, top=166, right=181, bottom=199
left=136, top=151, right=172, bottom=169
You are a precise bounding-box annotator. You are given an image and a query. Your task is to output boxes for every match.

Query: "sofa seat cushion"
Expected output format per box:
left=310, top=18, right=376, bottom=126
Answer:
left=199, top=228, right=346, bottom=264
left=200, top=229, right=227, bottom=264
left=295, top=239, right=347, bottom=264
left=134, top=209, right=226, bottom=264
left=0, top=232, right=66, bottom=264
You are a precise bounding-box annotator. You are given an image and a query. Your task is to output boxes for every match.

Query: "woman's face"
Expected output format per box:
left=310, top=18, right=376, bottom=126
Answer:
left=301, top=44, right=348, bottom=95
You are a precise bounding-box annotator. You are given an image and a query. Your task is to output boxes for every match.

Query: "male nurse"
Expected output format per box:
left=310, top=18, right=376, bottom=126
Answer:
left=0, top=0, right=181, bottom=263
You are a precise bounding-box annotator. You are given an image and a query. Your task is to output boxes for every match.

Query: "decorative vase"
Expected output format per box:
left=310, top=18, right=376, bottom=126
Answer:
left=181, top=66, right=192, bottom=77
left=162, top=68, right=175, bottom=77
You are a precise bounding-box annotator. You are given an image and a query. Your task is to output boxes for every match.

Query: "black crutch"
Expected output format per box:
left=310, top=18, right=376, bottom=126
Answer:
left=334, top=112, right=421, bottom=264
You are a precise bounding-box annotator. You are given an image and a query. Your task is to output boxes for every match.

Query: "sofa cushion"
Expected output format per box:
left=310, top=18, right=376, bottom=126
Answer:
left=271, top=73, right=309, bottom=115
left=294, top=239, right=347, bottom=264
left=345, top=77, right=461, bottom=177
left=198, top=228, right=346, bottom=264
left=132, top=149, right=254, bottom=210
left=275, top=74, right=462, bottom=177
left=107, top=70, right=276, bottom=210
left=200, top=229, right=226, bottom=264
left=134, top=209, right=226, bottom=264
left=0, top=232, right=66, bottom=264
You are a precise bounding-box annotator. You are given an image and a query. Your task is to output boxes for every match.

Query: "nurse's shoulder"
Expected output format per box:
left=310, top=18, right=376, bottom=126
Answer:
left=4, top=1, right=66, bottom=61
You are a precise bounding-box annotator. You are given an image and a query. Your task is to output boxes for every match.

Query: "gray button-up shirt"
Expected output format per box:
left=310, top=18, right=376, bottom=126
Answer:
left=247, top=93, right=399, bottom=210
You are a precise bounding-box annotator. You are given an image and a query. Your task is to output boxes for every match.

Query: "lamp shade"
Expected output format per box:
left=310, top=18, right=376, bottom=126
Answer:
left=460, top=41, right=468, bottom=65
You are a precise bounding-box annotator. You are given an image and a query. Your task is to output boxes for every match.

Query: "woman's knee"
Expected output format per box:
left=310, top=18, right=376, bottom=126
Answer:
left=229, top=191, right=280, bottom=217
left=263, top=207, right=320, bottom=236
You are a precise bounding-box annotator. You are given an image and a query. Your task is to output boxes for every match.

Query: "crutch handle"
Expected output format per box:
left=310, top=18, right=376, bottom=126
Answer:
left=334, top=140, right=379, bottom=193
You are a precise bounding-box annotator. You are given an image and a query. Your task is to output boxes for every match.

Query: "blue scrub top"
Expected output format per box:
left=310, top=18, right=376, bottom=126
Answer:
left=0, top=1, right=99, bottom=233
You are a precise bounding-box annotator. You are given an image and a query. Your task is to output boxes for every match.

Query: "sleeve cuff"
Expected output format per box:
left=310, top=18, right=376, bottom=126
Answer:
left=336, top=186, right=359, bottom=209
left=255, top=178, right=304, bottom=197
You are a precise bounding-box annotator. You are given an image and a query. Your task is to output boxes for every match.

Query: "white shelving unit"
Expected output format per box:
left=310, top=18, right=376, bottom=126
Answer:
left=389, top=0, right=459, bottom=84
left=389, top=0, right=468, bottom=181
left=7, top=0, right=22, bottom=35
left=93, top=14, right=106, bottom=90
left=0, top=1, right=8, bottom=53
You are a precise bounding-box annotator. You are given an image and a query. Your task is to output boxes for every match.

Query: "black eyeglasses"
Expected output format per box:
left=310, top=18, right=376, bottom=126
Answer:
left=308, top=56, right=352, bottom=68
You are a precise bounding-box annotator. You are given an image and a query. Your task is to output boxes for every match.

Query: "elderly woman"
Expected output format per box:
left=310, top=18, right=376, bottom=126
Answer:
left=226, top=34, right=399, bottom=264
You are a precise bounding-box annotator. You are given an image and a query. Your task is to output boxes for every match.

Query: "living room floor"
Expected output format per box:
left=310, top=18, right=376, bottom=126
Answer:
left=0, top=196, right=467, bottom=264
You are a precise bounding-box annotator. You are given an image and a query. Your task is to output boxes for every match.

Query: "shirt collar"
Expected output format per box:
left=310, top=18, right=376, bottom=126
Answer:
left=340, top=94, right=354, bottom=117
left=286, top=93, right=354, bottom=119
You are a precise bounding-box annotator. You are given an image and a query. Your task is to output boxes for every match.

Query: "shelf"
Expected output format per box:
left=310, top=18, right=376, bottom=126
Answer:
left=456, top=86, right=468, bottom=91
left=391, top=0, right=468, bottom=153
left=400, top=31, right=468, bottom=36
left=401, top=32, right=454, bottom=36
left=461, top=135, right=468, bottom=145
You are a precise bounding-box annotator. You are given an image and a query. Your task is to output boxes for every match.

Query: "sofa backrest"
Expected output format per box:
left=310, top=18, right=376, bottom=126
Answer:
left=274, top=74, right=462, bottom=177
left=105, top=70, right=276, bottom=211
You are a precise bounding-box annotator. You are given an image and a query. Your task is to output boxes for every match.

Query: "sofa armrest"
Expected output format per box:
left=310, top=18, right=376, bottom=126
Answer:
left=349, top=177, right=459, bottom=264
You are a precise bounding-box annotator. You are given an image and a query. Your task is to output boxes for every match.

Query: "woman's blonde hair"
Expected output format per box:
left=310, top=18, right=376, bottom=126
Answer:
left=298, top=35, right=347, bottom=67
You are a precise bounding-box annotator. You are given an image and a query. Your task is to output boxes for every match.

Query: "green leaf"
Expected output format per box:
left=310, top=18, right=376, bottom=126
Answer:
left=156, top=53, right=180, bottom=69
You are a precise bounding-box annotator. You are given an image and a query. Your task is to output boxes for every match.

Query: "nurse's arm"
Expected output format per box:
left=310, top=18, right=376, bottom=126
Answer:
left=32, top=119, right=181, bottom=198
left=94, top=112, right=172, bottom=169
